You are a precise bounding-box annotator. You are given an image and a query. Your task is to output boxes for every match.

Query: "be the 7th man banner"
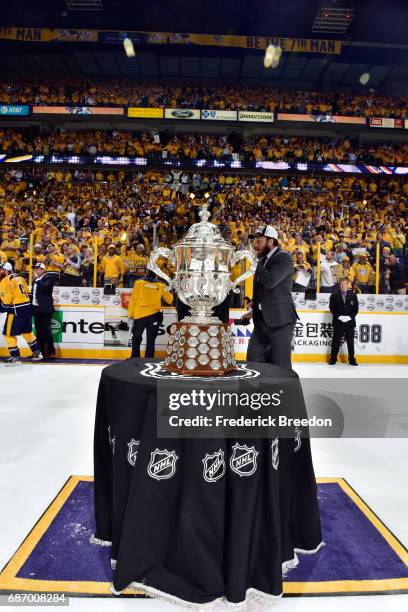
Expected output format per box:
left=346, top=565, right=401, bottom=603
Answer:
left=0, top=27, right=342, bottom=55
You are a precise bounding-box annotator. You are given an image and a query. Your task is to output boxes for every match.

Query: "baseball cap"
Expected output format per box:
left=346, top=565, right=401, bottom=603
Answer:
left=108, top=244, right=116, bottom=249
left=1, top=262, right=13, bottom=272
left=34, top=262, right=46, bottom=270
left=254, top=224, right=278, bottom=239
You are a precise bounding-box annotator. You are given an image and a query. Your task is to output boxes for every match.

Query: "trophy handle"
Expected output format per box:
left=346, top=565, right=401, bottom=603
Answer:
left=231, top=250, right=257, bottom=294
left=147, top=248, right=174, bottom=290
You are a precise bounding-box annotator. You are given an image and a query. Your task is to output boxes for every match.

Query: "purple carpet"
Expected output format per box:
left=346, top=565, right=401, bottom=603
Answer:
left=287, top=483, right=408, bottom=583
left=1, top=477, right=407, bottom=596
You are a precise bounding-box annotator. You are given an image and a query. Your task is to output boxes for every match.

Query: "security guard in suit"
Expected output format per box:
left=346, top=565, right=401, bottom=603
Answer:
left=32, top=263, right=59, bottom=359
left=241, top=225, right=298, bottom=368
left=329, top=277, right=359, bottom=366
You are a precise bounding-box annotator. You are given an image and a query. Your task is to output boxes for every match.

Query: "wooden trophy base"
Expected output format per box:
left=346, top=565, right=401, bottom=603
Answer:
left=164, top=321, right=236, bottom=376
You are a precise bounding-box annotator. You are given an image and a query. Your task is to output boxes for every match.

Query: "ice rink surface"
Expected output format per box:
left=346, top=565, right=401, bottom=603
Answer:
left=0, top=361, right=407, bottom=612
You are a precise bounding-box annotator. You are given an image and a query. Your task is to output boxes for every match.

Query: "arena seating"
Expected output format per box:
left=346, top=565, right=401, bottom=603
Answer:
left=0, top=78, right=407, bottom=118
left=0, top=167, right=406, bottom=295
left=1, top=129, right=408, bottom=165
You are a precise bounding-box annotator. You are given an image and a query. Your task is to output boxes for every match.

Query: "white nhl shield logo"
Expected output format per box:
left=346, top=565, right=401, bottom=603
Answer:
left=202, top=450, right=226, bottom=483
left=127, top=439, right=140, bottom=466
left=147, top=448, right=178, bottom=481
left=271, top=438, right=279, bottom=470
left=230, top=443, right=258, bottom=477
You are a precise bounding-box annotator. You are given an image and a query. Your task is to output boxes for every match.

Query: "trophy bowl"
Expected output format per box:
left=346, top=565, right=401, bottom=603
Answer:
left=148, top=204, right=256, bottom=376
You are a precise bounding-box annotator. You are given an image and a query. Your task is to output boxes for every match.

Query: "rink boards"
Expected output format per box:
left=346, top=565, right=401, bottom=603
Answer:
left=0, top=287, right=407, bottom=363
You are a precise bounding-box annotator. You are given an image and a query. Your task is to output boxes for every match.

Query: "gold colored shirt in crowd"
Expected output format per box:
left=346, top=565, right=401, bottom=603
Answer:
left=100, top=254, right=125, bottom=279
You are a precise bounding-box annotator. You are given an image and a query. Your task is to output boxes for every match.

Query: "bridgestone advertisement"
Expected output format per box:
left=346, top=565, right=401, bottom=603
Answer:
left=238, top=110, right=274, bottom=122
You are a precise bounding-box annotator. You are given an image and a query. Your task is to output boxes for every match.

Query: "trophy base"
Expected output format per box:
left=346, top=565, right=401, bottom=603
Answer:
left=163, top=321, right=236, bottom=376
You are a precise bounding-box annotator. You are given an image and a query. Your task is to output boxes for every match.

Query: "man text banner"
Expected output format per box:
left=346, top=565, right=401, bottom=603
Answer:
left=0, top=28, right=341, bottom=54
left=0, top=27, right=97, bottom=42
left=245, top=37, right=341, bottom=54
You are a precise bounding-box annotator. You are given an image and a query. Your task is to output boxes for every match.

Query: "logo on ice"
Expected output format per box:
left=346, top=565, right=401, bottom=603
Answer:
left=147, top=448, right=179, bottom=480
left=202, top=450, right=226, bottom=483
left=229, top=443, right=258, bottom=477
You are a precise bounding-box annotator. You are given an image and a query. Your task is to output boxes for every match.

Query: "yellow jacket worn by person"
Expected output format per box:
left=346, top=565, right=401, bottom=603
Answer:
left=46, top=252, right=65, bottom=272
left=128, top=278, right=173, bottom=320
left=0, top=272, right=40, bottom=360
left=0, top=273, right=31, bottom=310
left=125, top=252, right=148, bottom=275
left=352, top=262, right=373, bottom=284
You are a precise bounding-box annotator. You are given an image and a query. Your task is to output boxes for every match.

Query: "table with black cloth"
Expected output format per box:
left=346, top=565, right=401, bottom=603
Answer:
left=93, top=358, right=323, bottom=606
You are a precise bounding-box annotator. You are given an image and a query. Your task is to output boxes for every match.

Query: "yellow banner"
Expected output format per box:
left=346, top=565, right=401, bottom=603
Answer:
left=0, top=27, right=56, bottom=42
left=185, top=34, right=341, bottom=54
left=0, top=27, right=97, bottom=42
left=127, top=107, right=164, bottom=119
left=0, top=28, right=341, bottom=55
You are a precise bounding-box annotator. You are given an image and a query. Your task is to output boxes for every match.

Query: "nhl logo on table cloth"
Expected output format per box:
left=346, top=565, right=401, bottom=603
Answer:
left=147, top=449, right=179, bottom=481
left=294, top=427, right=302, bottom=453
left=202, top=450, right=226, bottom=483
left=127, top=439, right=140, bottom=466
left=271, top=438, right=279, bottom=470
left=229, top=443, right=258, bottom=477
left=108, top=426, right=115, bottom=455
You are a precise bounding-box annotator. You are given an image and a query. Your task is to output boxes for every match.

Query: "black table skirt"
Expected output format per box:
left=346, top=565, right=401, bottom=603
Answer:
left=93, top=358, right=322, bottom=606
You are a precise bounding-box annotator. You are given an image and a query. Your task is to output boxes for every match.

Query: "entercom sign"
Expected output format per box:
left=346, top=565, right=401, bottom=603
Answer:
left=54, top=307, right=105, bottom=345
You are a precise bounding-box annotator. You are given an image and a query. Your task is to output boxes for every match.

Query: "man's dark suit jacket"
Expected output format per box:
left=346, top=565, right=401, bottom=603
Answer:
left=253, top=247, right=298, bottom=328
left=32, top=272, right=58, bottom=315
left=329, top=289, right=359, bottom=328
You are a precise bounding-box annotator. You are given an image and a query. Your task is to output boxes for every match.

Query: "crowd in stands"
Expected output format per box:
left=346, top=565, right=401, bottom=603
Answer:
left=0, top=78, right=407, bottom=118
left=1, top=128, right=408, bottom=166
left=0, top=167, right=407, bottom=296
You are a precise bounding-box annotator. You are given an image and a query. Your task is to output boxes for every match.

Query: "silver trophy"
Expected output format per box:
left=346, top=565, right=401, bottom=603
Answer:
left=148, top=204, right=256, bottom=375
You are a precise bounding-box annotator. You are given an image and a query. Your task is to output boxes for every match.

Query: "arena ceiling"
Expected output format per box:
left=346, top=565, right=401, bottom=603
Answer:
left=0, top=0, right=407, bottom=91
left=0, top=45, right=407, bottom=92
left=1, top=0, right=408, bottom=44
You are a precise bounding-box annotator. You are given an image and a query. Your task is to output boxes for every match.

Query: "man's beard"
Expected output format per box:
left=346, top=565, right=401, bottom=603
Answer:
left=257, top=244, right=271, bottom=258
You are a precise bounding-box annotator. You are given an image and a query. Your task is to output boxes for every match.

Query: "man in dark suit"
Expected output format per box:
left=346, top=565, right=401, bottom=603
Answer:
left=329, top=277, right=359, bottom=366
left=241, top=225, right=298, bottom=368
left=32, top=263, right=58, bottom=360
